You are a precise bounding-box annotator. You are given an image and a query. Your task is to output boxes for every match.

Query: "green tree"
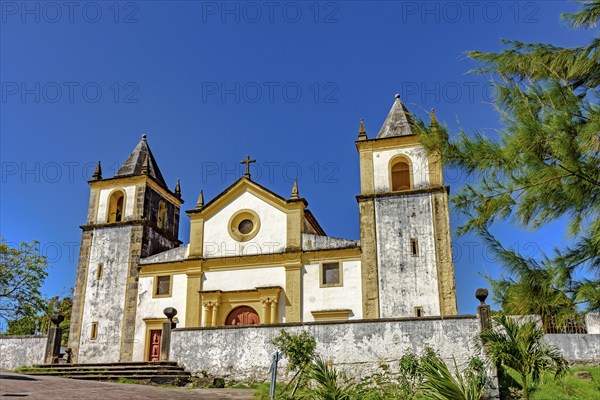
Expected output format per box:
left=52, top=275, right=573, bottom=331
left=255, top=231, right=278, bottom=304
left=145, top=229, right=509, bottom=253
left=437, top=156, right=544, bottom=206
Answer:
left=272, top=329, right=317, bottom=396
left=0, top=238, right=48, bottom=327
left=5, top=294, right=72, bottom=344
left=480, top=229, right=578, bottom=332
left=416, top=1, right=600, bottom=311
left=478, top=315, right=568, bottom=399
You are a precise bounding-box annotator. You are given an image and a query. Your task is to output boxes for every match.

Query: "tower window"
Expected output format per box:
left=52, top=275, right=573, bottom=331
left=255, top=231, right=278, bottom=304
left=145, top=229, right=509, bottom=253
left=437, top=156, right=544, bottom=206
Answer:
left=107, top=190, right=125, bottom=223
left=90, top=322, right=98, bottom=340
left=154, top=275, right=172, bottom=297
left=321, top=262, right=342, bottom=287
left=391, top=159, right=411, bottom=191
left=414, top=307, right=424, bottom=318
left=157, top=200, right=167, bottom=230
left=410, top=238, right=419, bottom=256
left=96, top=263, right=104, bottom=280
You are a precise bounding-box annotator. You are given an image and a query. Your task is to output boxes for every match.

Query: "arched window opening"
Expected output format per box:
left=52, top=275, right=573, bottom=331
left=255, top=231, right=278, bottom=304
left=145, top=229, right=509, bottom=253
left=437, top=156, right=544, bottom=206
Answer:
left=391, top=159, right=411, bottom=191
left=108, top=191, right=125, bottom=223
left=157, top=200, right=167, bottom=230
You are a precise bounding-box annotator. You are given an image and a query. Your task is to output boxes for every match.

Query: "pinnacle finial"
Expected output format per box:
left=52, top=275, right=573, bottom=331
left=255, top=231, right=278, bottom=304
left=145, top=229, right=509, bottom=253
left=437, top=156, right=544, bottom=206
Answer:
left=196, top=190, right=204, bottom=209
left=358, top=118, right=367, bottom=140
left=141, top=154, right=150, bottom=175
left=175, top=179, right=181, bottom=198
left=395, top=93, right=401, bottom=99
left=142, top=133, right=147, bottom=140
left=92, top=161, right=102, bottom=180
left=290, top=179, right=299, bottom=200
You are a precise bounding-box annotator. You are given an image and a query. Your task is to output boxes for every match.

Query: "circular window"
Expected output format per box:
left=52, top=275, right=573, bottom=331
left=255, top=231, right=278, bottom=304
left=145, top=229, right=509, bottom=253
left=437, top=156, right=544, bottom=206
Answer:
left=238, top=219, right=254, bottom=234
left=228, top=210, right=260, bottom=242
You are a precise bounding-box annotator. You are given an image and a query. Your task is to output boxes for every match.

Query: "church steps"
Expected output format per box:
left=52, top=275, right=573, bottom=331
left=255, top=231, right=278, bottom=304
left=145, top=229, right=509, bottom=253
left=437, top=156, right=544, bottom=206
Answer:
left=19, top=362, right=191, bottom=386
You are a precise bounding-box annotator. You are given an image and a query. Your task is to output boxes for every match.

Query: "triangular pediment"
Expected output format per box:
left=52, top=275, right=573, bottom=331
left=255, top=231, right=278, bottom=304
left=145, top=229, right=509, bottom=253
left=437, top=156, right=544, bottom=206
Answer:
left=187, top=177, right=306, bottom=220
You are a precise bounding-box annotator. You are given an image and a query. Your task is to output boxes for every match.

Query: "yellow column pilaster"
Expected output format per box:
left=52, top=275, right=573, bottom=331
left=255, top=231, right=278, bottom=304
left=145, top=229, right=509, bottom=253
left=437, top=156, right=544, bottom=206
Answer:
left=185, top=273, right=202, bottom=327
left=189, top=217, right=204, bottom=257
left=284, top=263, right=303, bottom=322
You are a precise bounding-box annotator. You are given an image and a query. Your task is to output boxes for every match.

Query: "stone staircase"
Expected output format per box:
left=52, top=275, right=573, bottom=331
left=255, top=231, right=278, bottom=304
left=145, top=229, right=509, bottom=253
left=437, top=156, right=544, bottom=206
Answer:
left=19, top=361, right=191, bottom=386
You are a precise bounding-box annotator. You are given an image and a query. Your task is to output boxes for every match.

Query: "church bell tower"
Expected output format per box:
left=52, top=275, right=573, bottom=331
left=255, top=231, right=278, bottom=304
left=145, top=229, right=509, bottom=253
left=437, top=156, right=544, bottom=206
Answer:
left=356, top=95, right=458, bottom=319
left=69, top=134, right=183, bottom=363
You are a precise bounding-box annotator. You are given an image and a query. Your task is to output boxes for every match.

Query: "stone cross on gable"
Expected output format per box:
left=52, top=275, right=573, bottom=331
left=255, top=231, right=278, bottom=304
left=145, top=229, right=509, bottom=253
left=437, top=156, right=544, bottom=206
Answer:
left=241, top=155, right=256, bottom=179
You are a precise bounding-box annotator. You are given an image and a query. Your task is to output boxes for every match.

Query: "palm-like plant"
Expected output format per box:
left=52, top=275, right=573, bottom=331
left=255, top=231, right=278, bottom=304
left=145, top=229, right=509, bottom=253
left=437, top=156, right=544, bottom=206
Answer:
left=478, top=315, right=569, bottom=399
left=308, top=357, right=355, bottom=400
left=420, top=355, right=488, bottom=400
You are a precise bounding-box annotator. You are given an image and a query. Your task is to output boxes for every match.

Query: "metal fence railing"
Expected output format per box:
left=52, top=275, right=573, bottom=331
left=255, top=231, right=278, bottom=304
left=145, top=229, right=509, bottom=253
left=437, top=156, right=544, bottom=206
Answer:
left=544, top=314, right=587, bottom=334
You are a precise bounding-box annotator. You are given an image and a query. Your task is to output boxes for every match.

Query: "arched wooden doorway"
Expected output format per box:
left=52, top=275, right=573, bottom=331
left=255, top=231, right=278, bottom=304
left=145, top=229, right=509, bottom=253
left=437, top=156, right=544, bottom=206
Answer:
left=225, top=306, right=260, bottom=326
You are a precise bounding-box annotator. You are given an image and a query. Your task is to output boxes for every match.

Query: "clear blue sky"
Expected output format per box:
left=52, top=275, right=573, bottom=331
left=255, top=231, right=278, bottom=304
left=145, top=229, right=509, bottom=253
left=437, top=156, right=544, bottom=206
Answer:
left=1, top=1, right=594, bottom=318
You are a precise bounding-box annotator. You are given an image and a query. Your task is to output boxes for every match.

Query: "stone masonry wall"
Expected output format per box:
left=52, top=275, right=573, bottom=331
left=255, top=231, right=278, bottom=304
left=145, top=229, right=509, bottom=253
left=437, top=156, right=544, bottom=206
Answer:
left=0, top=336, right=46, bottom=370
left=171, top=316, right=481, bottom=382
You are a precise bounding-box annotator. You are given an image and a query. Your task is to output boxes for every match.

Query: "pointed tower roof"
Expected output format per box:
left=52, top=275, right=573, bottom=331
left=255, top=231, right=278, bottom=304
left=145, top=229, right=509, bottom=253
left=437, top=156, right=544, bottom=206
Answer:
left=376, top=94, right=415, bottom=139
left=115, top=134, right=167, bottom=187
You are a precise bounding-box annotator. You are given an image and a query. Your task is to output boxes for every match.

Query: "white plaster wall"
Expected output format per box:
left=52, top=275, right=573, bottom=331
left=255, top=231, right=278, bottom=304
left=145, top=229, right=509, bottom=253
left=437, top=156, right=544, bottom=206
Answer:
left=170, top=317, right=482, bottom=382
left=96, top=185, right=136, bottom=223
left=372, top=146, right=430, bottom=193
left=0, top=336, right=46, bottom=370
left=375, top=194, right=441, bottom=317
left=203, top=191, right=287, bottom=257
left=203, top=267, right=286, bottom=292
left=131, top=274, right=188, bottom=362
left=78, top=226, right=131, bottom=363
left=302, top=260, right=363, bottom=321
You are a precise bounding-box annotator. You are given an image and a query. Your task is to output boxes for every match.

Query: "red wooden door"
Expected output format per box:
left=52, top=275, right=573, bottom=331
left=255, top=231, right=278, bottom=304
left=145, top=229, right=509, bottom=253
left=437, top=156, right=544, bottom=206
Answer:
left=148, top=329, right=162, bottom=361
left=225, top=306, right=260, bottom=325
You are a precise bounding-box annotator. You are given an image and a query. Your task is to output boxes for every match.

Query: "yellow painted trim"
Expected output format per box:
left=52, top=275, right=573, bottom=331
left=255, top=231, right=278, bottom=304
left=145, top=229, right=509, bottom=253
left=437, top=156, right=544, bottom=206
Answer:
left=358, top=148, right=375, bottom=195
left=152, top=274, right=173, bottom=298
left=189, top=217, right=204, bottom=257
left=89, top=175, right=182, bottom=206
left=199, top=287, right=282, bottom=326
left=319, top=261, right=343, bottom=288
left=285, top=263, right=302, bottom=322
left=143, top=318, right=167, bottom=362
left=388, top=154, right=414, bottom=192
left=185, top=274, right=202, bottom=327
left=286, top=208, right=303, bottom=250
left=106, top=188, right=126, bottom=223
left=356, top=135, right=422, bottom=152
left=189, top=179, right=305, bottom=221
left=90, top=321, right=98, bottom=340
left=311, top=310, right=351, bottom=321
left=228, top=209, right=261, bottom=242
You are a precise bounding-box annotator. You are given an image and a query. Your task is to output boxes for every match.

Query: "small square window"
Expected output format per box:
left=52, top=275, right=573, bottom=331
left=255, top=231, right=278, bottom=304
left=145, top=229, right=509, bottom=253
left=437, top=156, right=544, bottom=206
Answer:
left=96, top=263, right=103, bottom=280
left=155, top=275, right=171, bottom=296
left=90, top=322, right=98, bottom=340
left=410, top=238, right=419, bottom=256
left=414, top=307, right=424, bottom=318
left=322, top=263, right=341, bottom=286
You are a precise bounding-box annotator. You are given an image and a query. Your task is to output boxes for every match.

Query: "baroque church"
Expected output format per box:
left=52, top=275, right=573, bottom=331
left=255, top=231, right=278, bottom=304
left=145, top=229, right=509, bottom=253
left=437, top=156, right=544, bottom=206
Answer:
left=68, top=95, right=458, bottom=364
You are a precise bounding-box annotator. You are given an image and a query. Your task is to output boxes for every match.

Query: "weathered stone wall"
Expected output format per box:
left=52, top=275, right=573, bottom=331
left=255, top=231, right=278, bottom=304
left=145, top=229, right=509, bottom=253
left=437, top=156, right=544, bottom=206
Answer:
left=544, top=334, right=600, bottom=364
left=78, top=226, right=132, bottom=363
left=0, top=336, right=46, bottom=370
left=170, top=316, right=481, bottom=382
left=375, top=193, right=440, bottom=317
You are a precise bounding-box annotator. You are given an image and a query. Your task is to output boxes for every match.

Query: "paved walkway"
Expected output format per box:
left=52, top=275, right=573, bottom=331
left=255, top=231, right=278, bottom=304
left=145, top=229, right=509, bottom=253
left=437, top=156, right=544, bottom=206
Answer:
left=0, top=373, right=255, bottom=399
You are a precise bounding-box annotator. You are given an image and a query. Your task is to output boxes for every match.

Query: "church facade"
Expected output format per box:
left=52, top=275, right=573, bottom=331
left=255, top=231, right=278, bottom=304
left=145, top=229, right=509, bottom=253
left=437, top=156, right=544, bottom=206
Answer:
left=68, top=95, right=458, bottom=364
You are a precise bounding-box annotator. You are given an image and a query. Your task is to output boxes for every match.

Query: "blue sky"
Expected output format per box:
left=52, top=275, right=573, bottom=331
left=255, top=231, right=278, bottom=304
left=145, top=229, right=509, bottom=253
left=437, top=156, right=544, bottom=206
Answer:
left=1, top=1, right=594, bottom=318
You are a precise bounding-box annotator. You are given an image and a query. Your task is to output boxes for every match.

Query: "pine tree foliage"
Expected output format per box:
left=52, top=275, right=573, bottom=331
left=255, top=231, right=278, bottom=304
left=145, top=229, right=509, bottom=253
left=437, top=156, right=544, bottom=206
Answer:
left=416, top=1, right=600, bottom=311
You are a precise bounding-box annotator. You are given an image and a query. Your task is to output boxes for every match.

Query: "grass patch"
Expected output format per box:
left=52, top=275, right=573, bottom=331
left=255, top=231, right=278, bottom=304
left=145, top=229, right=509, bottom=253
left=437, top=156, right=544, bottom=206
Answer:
left=531, top=366, right=600, bottom=400
left=116, top=377, right=141, bottom=385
